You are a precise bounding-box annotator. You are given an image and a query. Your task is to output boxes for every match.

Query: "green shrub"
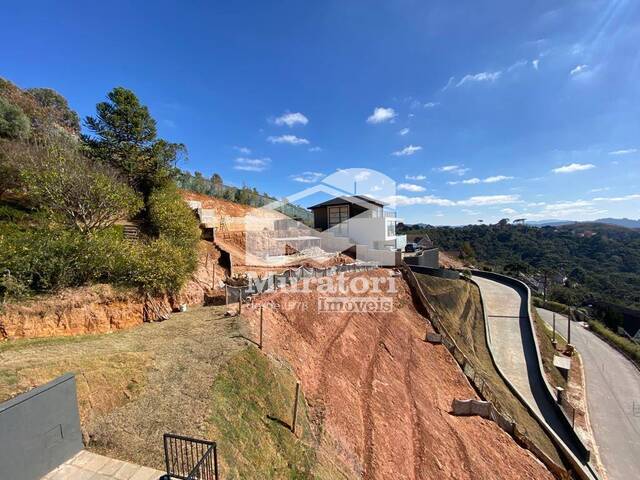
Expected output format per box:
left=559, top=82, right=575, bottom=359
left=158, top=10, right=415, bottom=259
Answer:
left=148, top=184, right=200, bottom=247
left=127, top=238, right=197, bottom=294
left=0, top=224, right=130, bottom=292
left=0, top=98, right=31, bottom=140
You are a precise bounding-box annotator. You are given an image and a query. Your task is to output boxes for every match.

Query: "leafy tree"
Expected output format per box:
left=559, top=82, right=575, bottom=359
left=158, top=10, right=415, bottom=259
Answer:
left=84, top=87, right=185, bottom=197
left=0, top=97, right=30, bottom=139
left=26, top=87, right=80, bottom=134
left=20, top=142, right=143, bottom=234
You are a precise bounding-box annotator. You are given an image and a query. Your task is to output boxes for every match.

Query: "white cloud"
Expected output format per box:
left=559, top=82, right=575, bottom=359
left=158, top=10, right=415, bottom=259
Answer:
left=274, top=112, right=308, bottom=127
left=570, top=64, right=588, bottom=76
left=424, top=102, right=440, bottom=108
left=592, top=194, right=640, bottom=202
left=552, top=163, right=595, bottom=174
left=233, top=146, right=251, bottom=154
left=457, top=195, right=520, bottom=206
left=442, top=76, right=456, bottom=91
left=532, top=59, right=540, bottom=70
left=609, top=148, right=637, bottom=155
left=383, top=193, right=519, bottom=207
left=308, top=146, right=323, bottom=152
left=267, top=134, right=310, bottom=145
left=456, top=71, right=502, bottom=87
left=392, top=145, right=422, bottom=156
left=501, top=208, right=517, bottom=215
left=290, top=171, right=324, bottom=183
left=366, top=107, right=397, bottom=124
left=438, top=165, right=470, bottom=176
left=484, top=175, right=514, bottom=183
left=449, top=178, right=481, bottom=185
left=405, top=174, right=426, bottom=181
left=398, top=127, right=410, bottom=136
left=234, top=157, right=271, bottom=172
left=397, top=183, right=426, bottom=192
left=507, top=59, right=528, bottom=72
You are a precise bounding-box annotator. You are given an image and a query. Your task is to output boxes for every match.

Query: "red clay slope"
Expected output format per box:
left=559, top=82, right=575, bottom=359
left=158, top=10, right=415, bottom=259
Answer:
left=245, top=270, right=553, bottom=480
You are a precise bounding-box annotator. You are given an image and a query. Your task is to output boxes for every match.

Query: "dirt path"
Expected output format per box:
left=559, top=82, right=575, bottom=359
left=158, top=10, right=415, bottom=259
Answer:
left=245, top=270, right=554, bottom=480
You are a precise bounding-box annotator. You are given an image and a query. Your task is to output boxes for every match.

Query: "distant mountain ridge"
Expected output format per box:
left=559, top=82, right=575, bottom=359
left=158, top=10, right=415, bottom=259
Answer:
left=525, top=218, right=640, bottom=229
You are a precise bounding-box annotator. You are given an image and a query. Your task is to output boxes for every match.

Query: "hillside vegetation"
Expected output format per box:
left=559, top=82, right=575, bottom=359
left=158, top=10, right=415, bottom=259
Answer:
left=405, top=222, right=640, bottom=310
left=0, top=78, right=200, bottom=302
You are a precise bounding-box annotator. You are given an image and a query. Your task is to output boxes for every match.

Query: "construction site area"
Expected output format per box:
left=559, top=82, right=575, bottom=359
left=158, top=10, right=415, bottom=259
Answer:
left=0, top=190, right=611, bottom=480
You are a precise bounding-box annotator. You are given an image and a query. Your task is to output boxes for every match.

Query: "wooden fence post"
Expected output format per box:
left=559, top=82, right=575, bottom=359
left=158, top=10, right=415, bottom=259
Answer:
left=238, top=292, right=242, bottom=316
left=259, top=305, right=264, bottom=350
left=292, top=381, right=300, bottom=434
left=225, top=286, right=228, bottom=306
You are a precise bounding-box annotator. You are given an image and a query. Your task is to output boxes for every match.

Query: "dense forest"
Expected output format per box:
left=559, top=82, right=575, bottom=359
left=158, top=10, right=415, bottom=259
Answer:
left=401, top=221, right=640, bottom=310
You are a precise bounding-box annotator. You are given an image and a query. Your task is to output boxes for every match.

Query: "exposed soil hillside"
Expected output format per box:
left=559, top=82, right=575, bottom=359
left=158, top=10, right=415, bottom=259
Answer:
left=244, top=270, right=554, bottom=479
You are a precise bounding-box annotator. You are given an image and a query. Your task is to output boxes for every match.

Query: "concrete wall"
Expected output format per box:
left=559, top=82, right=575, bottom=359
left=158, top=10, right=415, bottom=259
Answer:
left=406, top=264, right=460, bottom=280
left=0, top=373, right=83, bottom=480
left=404, top=248, right=440, bottom=268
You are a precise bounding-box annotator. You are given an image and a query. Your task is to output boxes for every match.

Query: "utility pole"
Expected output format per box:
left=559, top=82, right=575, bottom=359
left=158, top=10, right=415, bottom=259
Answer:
left=552, top=313, right=557, bottom=349
left=567, top=307, right=572, bottom=345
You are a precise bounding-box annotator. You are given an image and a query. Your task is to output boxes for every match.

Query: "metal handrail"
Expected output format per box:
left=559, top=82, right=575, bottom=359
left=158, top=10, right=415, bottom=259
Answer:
left=163, top=433, right=218, bottom=480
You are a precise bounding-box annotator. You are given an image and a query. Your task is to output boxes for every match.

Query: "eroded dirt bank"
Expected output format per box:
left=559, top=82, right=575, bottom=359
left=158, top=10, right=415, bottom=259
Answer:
left=0, top=241, right=226, bottom=340
left=244, top=269, right=554, bottom=480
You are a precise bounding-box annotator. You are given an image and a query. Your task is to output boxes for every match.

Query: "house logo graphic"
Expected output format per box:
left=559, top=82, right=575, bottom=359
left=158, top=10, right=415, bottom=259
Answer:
left=243, top=168, right=407, bottom=267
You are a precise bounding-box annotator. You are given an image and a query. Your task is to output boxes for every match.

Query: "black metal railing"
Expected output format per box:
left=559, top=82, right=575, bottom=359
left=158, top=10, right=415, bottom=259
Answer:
left=163, top=433, right=219, bottom=480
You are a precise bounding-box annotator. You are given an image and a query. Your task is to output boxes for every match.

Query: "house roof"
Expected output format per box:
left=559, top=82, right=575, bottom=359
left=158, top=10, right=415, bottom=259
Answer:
left=308, top=195, right=387, bottom=210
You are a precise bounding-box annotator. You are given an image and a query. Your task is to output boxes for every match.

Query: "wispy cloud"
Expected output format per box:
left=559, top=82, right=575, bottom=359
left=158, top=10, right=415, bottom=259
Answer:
left=290, top=171, right=324, bottom=183
left=424, top=102, right=440, bottom=108
left=448, top=175, right=514, bottom=186
left=456, top=71, right=502, bottom=87
left=234, top=157, right=271, bottom=172
left=609, top=148, right=637, bottom=155
left=437, top=165, right=470, bottom=176
left=233, top=146, right=251, bottom=154
left=507, top=59, right=528, bottom=72
left=552, top=163, right=595, bottom=173
left=397, top=183, right=426, bottom=192
left=384, top=194, right=519, bottom=207
left=405, top=174, right=426, bottom=181
left=392, top=145, right=422, bottom=156
left=398, top=127, right=410, bottom=136
left=593, top=194, right=640, bottom=202
left=367, top=107, right=397, bottom=124
left=274, top=112, right=308, bottom=127
left=267, top=134, right=310, bottom=145
left=485, top=175, right=514, bottom=183
left=308, top=146, right=322, bottom=152
left=532, top=59, right=540, bottom=70
left=570, top=64, right=589, bottom=76
left=441, top=76, right=456, bottom=91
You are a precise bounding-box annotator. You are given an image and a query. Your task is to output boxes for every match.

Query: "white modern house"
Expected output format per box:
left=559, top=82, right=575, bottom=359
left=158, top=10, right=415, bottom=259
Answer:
left=308, top=195, right=407, bottom=251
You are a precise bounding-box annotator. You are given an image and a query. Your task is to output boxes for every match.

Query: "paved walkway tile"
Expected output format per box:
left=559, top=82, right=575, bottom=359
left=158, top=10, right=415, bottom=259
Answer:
left=42, top=451, right=164, bottom=480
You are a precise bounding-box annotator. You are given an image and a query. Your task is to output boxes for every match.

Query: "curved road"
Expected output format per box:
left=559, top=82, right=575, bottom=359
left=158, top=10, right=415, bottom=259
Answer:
left=473, top=276, right=589, bottom=467
left=537, top=308, right=640, bottom=480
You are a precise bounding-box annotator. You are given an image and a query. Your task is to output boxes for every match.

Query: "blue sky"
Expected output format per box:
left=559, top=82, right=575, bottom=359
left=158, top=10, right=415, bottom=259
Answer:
left=2, top=0, right=639, bottom=225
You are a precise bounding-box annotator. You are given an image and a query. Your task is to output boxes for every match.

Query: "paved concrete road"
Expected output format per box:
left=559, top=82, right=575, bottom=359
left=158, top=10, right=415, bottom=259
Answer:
left=537, top=308, right=640, bottom=480
left=473, top=276, right=587, bottom=464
